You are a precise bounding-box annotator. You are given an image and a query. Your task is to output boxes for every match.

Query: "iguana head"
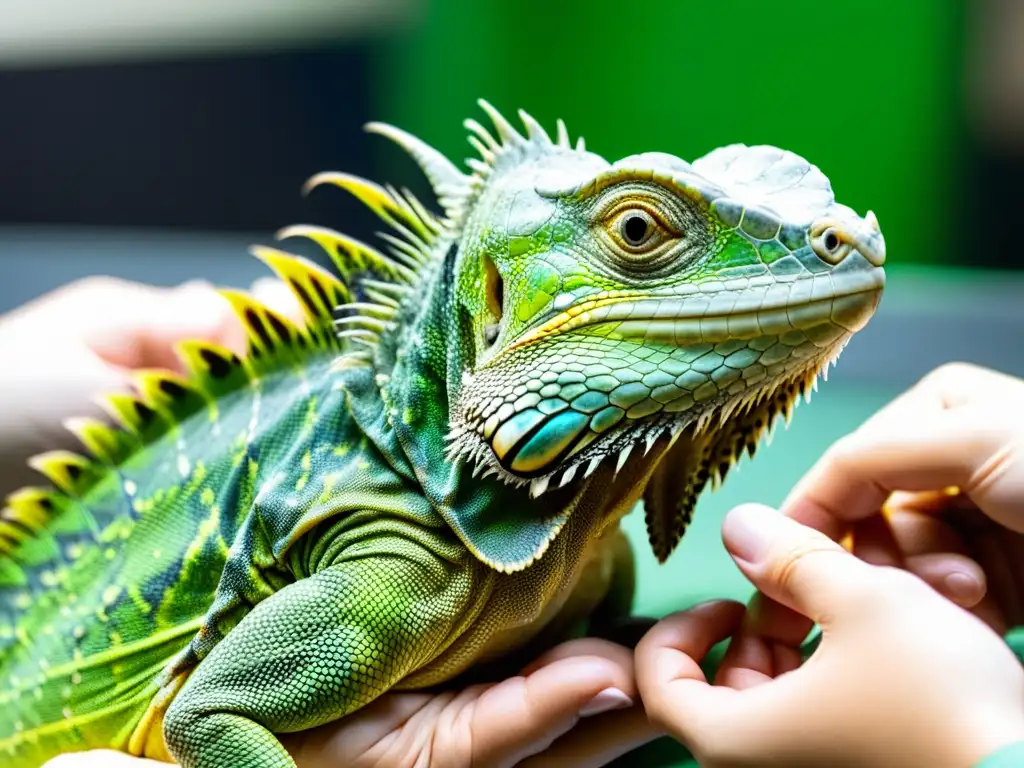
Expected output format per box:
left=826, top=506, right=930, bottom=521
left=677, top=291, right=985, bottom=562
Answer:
left=327, top=101, right=884, bottom=565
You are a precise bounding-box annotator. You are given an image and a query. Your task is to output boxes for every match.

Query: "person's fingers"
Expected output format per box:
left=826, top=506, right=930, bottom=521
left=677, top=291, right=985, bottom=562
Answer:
left=782, top=362, right=1024, bottom=538
left=516, top=706, right=659, bottom=768
left=68, top=279, right=236, bottom=372
left=518, top=636, right=634, bottom=676
left=712, top=505, right=884, bottom=695
left=900, top=552, right=987, bottom=608
left=42, top=751, right=171, bottom=767
left=968, top=519, right=1024, bottom=628
left=911, top=362, right=1024, bottom=410
left=283, top=692, right=436, bottom=767
left=878, top=501, right=1011, bottom=626
left=783, top=406, right=1024, bottom=541
left=969, top=525, right=1022, bottom=630
left=721, top=504, right=880, bottom=626
left=634, top=600, right=746, bottom=744
left=739, top=505, right=989, bottom=654
left=516, top=642, right=661, bottom=767
left=713, top=627, right=801, bottom=691
left=881, top=505, right=988, bottom=608
left=468, top=644, right=639, bottom=768
left=850, top=513, right=903, bottom=568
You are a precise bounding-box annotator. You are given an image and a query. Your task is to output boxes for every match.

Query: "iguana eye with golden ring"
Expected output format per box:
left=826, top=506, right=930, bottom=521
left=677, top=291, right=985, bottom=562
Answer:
left=603, top=203, right=677, bottom=257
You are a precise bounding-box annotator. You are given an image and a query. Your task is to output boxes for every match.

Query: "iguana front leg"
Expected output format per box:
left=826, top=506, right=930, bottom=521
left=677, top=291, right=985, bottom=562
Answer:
left=163, top=545, right=475, bottom=768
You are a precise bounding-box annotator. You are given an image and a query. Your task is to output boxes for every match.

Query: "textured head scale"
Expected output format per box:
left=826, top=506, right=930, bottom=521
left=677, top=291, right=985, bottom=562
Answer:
left=332, top=100, right=886, bottom=564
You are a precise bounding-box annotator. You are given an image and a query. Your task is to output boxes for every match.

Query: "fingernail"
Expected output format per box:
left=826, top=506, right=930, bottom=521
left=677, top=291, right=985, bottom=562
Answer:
left=579, top=687, right=633, bottom=717
left=723, top=504, right=777, bottom=564
left=944, top=572, right=982, bottom=602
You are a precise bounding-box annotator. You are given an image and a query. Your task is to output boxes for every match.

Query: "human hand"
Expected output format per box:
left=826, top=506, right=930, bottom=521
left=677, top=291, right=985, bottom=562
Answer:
left=777, top=362, right=1024, bottom=637
left=635, top=505, right=1024, bottom=768
left=0, top=275, right=300, bottom=498
left=44, top=637, right=657, bottom=768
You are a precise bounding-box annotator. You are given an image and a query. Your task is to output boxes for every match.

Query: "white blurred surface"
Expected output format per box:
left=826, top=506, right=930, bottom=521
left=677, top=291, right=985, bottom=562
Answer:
left=0, top=0, right=416, bottom=67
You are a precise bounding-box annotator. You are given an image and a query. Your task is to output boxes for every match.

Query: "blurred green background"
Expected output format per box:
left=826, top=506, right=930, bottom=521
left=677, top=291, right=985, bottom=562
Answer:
left=1, top=1, right=1022, bottom=765
left=374, top=1, right=963, bottom=271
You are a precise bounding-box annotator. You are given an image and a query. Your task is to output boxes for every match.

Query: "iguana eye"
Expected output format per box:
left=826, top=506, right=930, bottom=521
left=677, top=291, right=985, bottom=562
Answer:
left=606, top=206, right=672, bottom=254
left=621, top=212, right=653, bottom=246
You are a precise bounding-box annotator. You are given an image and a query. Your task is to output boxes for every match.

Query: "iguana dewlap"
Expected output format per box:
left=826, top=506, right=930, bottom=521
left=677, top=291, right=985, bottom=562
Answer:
left=0, top=101, right=885, bottom=768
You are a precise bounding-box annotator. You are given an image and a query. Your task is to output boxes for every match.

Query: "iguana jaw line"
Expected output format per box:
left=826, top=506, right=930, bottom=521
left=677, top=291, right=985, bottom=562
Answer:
left=446, top=340, right=847, bottom=499
left=491, top=259, right=884, bottom=360
left=447, top=258, right=884, bottom=495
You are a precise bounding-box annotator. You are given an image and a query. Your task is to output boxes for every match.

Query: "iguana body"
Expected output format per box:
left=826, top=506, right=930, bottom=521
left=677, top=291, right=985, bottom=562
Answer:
left=0, top=102, right=886, bottom=767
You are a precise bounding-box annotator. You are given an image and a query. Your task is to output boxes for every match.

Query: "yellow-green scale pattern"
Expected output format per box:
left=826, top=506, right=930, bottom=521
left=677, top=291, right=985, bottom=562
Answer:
left=0, top=350, right=385, bottom=764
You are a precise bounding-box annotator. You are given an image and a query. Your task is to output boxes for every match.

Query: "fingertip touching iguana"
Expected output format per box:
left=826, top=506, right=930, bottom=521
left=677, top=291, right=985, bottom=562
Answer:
left=0, top=100, right=886, bottom=767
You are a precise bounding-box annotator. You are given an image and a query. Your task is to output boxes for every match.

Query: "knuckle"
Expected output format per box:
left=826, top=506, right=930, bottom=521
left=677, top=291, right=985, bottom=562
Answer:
left=770, top=540, right=840, bottom=592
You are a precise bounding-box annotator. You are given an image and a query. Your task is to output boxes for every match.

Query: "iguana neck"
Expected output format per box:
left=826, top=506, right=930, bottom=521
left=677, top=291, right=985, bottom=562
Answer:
left=337, top=240, right=666, bottom=573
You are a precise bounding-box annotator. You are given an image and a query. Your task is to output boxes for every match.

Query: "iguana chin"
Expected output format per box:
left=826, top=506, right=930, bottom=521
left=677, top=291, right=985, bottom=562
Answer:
left=0, top=100, right=885, bottom=768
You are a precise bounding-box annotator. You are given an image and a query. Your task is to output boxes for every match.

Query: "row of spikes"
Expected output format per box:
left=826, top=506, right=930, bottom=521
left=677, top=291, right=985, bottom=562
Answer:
left=303, top=100, right=584, bottom=349
left=0, top=247, right=355, bottom=560
left=0, top=175, right=444, bottom=559
left=643, top=361, right=835, bottom=561
left=0, top=100, right=578, bottom=559
left=364, top=99, right=585, bottom=229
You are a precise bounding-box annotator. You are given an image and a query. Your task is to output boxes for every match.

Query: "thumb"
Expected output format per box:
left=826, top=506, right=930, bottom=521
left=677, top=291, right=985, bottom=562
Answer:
left=722, top=503, right=879, bottom=627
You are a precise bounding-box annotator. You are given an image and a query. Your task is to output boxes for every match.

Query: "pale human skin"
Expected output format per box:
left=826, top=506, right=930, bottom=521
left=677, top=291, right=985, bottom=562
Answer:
left=636, top=363, right=1024, bottom=767
left=0, top=278, right=654, bottom=768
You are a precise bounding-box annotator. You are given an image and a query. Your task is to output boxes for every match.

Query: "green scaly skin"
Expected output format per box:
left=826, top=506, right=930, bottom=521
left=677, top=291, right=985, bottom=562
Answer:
left=0, top=101, right=886, bottom=767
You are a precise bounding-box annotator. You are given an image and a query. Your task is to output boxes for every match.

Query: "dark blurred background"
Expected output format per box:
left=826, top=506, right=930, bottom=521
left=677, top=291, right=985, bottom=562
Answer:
left=1, top=3, right=1021, bottom=765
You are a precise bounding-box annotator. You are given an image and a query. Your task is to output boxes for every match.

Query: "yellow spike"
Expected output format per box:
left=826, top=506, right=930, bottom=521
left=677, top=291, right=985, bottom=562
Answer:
left=27, top=451, right=93, bottom=496
left=131, top=369, right=198, bottom=408
left=303, top=172, right=432, bottom=243
left=217, top=288, right=301, bottom=359
left=0, top=520, right=30, bottom=559
left=176, top=340, right=246, bottom=394
left=64, top=417, right=134, bottom=465
left=5, top=487, right=55, bottom=530
left=277, top=225, right=414, bottom=284
left=97, top=393, right=159, bottom=436
left=250, top=245, right=349, bottom=324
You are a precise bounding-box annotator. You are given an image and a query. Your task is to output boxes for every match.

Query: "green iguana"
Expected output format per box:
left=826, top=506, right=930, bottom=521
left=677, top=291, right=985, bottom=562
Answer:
left=0, top=101, right=886, bottom=768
